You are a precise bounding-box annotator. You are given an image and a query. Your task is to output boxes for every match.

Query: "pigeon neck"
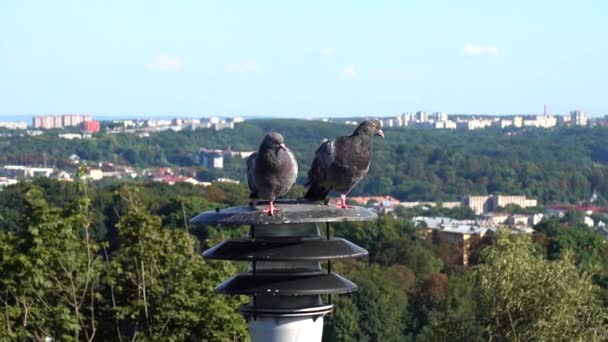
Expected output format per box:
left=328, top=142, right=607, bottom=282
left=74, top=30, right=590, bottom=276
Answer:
left=259, top=147, right=287, bottom=165
left=351, top=132, right=374, bottom=144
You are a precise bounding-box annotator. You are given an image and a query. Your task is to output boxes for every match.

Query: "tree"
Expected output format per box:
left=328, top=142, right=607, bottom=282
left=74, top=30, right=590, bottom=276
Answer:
left=323, top=297, right=363, bottom=342
left=348, top=263, right=409, bottom=341
left=477, top=232, right=608, bottom=341
left=418, top=273, right=486, bottom=342
left=0, top=181, right=101, bottom=341
left=97, top=186, right=248, bottom=341
left=407, top=273, right=449, bottom=336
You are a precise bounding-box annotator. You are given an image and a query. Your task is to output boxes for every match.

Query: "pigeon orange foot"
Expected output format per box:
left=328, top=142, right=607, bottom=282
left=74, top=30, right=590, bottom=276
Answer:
left=262, top=201, right=280, bottom=216
left=337, top=195, right=353, bottom=209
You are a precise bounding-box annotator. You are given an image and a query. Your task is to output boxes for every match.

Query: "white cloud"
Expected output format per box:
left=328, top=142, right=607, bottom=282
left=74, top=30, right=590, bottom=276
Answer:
left=342, top=64, right=356, bottom=79
left=463, top=43, right=499, bottom=57
left=149, top=54, right=182, bottom=71
left=320, top=47, right=336, bottom=56
left=224, top=62, right=260, bottom=73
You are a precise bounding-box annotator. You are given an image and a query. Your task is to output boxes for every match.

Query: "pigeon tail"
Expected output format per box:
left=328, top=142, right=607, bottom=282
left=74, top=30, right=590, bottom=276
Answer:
left=304, top=183, right=330, bottom=201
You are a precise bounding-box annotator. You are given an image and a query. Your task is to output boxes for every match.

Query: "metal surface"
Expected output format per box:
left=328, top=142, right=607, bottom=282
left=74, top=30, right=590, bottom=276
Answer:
left=203, top=237, right=368, bottom=261
left=239, top=303, right=333, bottom=317
left=189, top=199, right=377, bottom=226
left=215, top=272, right=358, bottom=295
left=246, top=316, right=325, bottom=342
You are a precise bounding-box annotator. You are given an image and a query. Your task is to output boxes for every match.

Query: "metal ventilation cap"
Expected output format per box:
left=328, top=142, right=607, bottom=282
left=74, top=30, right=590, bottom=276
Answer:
left=189, top=199, right=378, bottom=226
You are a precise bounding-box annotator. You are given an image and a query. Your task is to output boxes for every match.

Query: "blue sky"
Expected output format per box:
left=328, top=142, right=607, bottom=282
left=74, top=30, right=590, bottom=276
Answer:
left=0, top=0, right=606, bottom=118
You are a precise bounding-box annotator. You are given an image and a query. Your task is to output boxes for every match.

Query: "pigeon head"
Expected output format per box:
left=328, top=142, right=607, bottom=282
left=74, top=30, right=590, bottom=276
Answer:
left=354, top=119, right=384, bottom=138
left=261, top=132, right=287, bottom=154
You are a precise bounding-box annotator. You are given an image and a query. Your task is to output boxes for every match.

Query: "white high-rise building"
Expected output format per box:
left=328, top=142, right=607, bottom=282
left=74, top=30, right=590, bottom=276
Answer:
left=513, top=116, right=523, bottom=128
left=402, top=113, right=413, bottom=126
left=395, top=116, right=403, bottom=127
left=570, top=110, right=588, bottom=126
left=432, top=112, right=448, bottom=122
left=416, top=111, right=428, bottom=123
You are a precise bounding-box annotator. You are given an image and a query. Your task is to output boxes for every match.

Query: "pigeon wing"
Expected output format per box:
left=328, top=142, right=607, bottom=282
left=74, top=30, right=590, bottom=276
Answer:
left=287, top=148, right=299, bottom=184
left=246, top=152, right=258, bottom=198
left=308, top=139, right=335, bottom=185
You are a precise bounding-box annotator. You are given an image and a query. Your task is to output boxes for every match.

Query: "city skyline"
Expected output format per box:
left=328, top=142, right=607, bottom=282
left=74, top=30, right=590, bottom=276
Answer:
left=0, top=107, right=600, bottom=125
left=1, top=0, right=607, bottom=117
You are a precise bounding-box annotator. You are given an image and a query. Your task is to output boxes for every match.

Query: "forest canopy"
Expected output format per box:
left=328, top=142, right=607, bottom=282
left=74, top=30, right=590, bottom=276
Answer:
left=2, top=120, right=608, bottom=205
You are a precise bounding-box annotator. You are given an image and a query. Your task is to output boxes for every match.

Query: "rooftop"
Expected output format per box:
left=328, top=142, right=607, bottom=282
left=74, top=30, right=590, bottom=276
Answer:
left=412, top=216, right=495, bottom=235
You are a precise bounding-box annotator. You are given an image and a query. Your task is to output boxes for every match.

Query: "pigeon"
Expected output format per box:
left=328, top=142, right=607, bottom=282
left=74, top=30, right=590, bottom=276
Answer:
left=304, top=119, right=384, bottom=208
left=247, top=132, right=298, bottom=215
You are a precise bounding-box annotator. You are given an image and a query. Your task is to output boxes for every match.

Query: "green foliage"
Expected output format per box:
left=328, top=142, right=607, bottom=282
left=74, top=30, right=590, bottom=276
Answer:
left=334, top=217, right=443, bottom=278
left=477, top=232, right=608, bottom=341
left=327, top=216, right=444, bottom=340
left=534, top=217, right=608, bottom=274
left=326, top=262, right=410, bottom=342
left=3, top=122, right=608, bottom=204
left=0, top=181, right=248, bottom=341
left=323, top=297, right=363, bottom=342
left=0, top=181, right=101, bottom=341
left=418, top=273, right=486, bottom=342
left=4, top=173, right=608, bottom=340
left=98, top=186, right=247, bottom=341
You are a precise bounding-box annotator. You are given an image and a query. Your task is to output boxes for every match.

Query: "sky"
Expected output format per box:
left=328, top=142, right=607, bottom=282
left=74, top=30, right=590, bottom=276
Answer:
left=0, top=0, right=606, bottom=119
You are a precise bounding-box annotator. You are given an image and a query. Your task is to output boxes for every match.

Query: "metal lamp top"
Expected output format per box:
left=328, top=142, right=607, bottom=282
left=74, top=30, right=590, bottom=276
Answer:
left=189, top=199, right=377, bottom=226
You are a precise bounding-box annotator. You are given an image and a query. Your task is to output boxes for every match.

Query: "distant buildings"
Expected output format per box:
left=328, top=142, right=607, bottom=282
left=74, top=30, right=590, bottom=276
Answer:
left=82, top=121, right=101, bottom=133
left=370, top=107, right=596, bottom=131
left=0, top=177, right=18, bottom=188
left=151, top=175, right=200, bottom=185
left=416, top=111, right=429, bottom=123
left=87, top=169, right=104, bottom=181
left=344, top=196, right=460, bottom=209
left=345, top=195, right=401, bottom=206
left=342, top=193, right=540, bottom=218
left=378, top=111, right=457, bottom=129
left=461, top=194, right=538, bottom=215
left=215, top=177, right=241, bottom=184
left=0, top=121, right=27, bottom=130
left=145, top=119, right=172, bottom=127
left=0, top=165, right=54, bottom=178
left=413, top=216, right=495, bottom=266
left=521, top=114, right=557, bottom=128
left=33, top=114, right=93, bottom=129
left=199, top=117, right=241, bottom=130
left=198, top=148, right=254, bottom=169
left=456, top=118, right=494, bottom=130
left=106, top=116, right=245, bottom=133
left=480, top=212, right=543, bottom=228
left=413, top=214, right=540, bottom=265
left=547, top=204, right=608, bottom=217
left=433, top=112, right=448, bottom=122
left=59, top=133, right=88, bottom=140
left=570, top=110, right=588, bottom=126
left=338, top=195, right=462, bottom=215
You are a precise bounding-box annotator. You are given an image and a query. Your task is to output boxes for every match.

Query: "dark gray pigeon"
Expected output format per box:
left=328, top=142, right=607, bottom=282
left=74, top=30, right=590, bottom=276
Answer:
left=247, top=132, right=298, bottom=215
left=304, top=120, right=384, bottom=208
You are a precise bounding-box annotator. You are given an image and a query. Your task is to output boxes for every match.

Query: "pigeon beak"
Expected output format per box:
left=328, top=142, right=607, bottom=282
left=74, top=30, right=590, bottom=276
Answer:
left=276, top=143, right=286, bottom=156
left=376, top=129, right=384, bottom=138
